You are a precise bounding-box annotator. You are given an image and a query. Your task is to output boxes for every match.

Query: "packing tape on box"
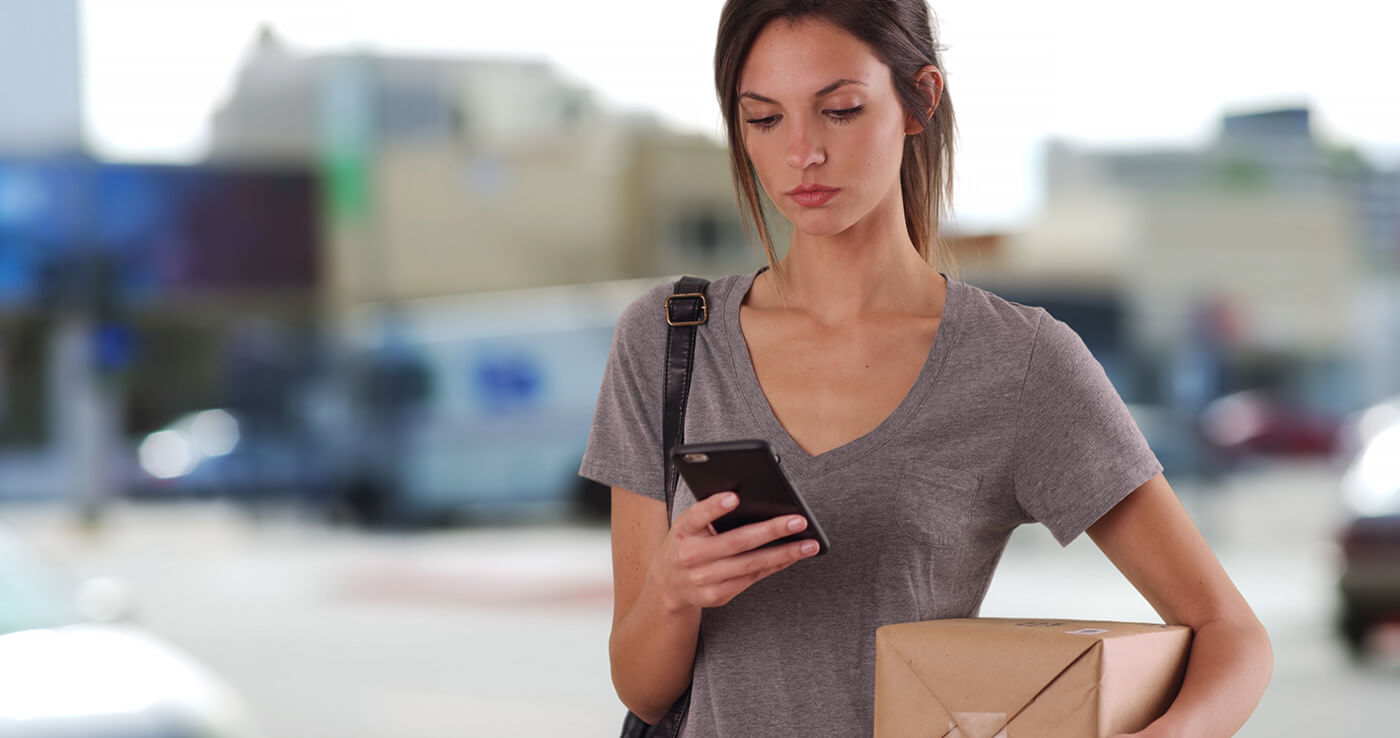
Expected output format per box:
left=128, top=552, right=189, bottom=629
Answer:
left=949, top=712, right=1009, bottom=738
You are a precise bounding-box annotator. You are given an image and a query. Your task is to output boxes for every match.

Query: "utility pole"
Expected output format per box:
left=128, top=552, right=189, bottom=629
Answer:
left=43, top=246, right=128, bottom=540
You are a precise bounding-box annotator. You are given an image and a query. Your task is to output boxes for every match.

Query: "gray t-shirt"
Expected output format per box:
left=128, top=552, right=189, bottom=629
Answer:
left=580, top=265, right=1162, bottom=737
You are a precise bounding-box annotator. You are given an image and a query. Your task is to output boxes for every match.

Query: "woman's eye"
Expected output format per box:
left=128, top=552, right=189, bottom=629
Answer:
left=743, top=106, right=862, bottom=132
left=745, top=115, right=780, bottom=131
left=828, top=105, right=863, bottom=123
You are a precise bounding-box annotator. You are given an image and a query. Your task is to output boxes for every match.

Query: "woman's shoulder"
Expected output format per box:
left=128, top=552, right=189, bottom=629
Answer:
left=950, top=278, right=1103, bottom=372
left=949, top=276, right=1051, bottom=340
left=611, top=271, right=749, bottom=348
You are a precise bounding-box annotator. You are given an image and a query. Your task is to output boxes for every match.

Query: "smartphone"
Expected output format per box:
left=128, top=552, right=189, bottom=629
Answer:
left=670, top=439, right=831, bottom=556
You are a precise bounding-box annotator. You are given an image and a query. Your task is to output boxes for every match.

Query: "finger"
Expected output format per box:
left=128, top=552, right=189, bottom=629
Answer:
left=697, top=538, right=815, bottom=587
left=748, top=556, right=799, bottom=583
left=696, top=559, right=786, bottom=607
left=694, top=541, right=816, bottom=607
left=721, top=547, right=807, bottom=596
left=707, top=512, right=809, bottom=559
left=675, top=491, right=741, bottom=536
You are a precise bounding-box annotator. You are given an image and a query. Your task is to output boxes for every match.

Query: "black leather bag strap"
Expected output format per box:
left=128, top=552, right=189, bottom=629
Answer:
left=620, top=275, right=708, bottom=738
left=662, top=275, right=710, bottom=517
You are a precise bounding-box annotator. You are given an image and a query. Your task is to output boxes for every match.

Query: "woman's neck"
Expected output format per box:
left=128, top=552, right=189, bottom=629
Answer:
left=762, top=194, right=939, bottom=326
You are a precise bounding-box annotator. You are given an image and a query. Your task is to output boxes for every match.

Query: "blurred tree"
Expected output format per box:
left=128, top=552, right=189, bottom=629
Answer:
left=1215, top=154, right=1269, bottom=191
left=1322, top=145, right=1367, bottom=180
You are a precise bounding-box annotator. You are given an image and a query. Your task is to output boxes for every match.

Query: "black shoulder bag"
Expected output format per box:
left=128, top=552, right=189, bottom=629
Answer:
left=619, top=275, right=709, bottom=738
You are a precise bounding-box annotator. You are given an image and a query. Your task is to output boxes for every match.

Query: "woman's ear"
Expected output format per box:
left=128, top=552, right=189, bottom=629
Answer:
left=904, top=65, right=944, bottom=136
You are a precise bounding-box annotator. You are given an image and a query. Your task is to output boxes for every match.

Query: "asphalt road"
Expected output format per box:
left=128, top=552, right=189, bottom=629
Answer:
left=2, top=458, right=1395, bottom=737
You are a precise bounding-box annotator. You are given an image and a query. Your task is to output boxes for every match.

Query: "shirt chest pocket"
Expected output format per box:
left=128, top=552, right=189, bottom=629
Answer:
left=894, top=461, right=981, bottom=547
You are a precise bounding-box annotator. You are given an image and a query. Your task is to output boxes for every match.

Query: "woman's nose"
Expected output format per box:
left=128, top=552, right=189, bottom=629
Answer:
left=786, top=119, right=826, bottom=170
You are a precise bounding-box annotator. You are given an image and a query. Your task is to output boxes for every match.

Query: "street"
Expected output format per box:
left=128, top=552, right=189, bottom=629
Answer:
left=1, top=458, right=1394, bottom=737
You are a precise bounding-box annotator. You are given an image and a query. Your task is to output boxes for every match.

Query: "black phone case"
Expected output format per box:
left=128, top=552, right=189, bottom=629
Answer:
left=670, top=439, right=831, bottom=555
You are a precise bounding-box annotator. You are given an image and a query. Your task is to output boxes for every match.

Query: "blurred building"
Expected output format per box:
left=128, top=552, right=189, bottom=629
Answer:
left=207, top=27, right=762, bottom=319
left=207, top=27, right=610, bottom=162
left=374, top=125, right=766, bottom=294
left=208, top=28, right=1400, bottom=415
left=0, top=0, right=84, bottom=155
left=963, top=105, right=1396, bottom=411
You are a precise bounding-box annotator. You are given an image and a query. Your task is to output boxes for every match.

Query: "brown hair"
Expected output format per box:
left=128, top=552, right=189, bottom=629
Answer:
left=715, top=0, right=959, bottom=288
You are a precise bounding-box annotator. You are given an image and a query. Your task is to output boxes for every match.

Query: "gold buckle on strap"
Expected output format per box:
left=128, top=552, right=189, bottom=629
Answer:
left=665, top=292, right=708, bottom=326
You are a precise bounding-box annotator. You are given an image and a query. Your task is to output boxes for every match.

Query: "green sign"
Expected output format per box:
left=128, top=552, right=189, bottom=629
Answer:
left=317, top=54, right=374, bottom=222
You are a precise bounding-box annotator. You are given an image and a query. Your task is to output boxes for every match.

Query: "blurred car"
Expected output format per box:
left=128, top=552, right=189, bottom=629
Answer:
left=1334, top=396, right=1400, bottom=659
left=1199, top=388, right=1342, bottom=462
left=124, top=408, right=323, bottom=510
left=0, top=524, right=263, bottom=737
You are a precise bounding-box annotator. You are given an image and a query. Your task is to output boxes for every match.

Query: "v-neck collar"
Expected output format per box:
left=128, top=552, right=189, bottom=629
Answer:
left=721, top=264, right=963, bottom=478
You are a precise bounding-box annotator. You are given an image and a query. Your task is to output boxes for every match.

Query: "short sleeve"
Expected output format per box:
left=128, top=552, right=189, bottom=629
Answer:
left=1012, top=310, right=1163, bottom=546
left=578, top=283, right=672, bottom=502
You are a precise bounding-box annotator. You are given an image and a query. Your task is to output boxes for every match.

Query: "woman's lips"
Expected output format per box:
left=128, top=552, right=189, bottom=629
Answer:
left=788, top=188, right=840, bottom=208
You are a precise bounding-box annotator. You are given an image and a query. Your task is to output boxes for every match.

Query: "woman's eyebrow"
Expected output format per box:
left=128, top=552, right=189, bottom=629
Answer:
left=739, top=78, right=867, bottom=104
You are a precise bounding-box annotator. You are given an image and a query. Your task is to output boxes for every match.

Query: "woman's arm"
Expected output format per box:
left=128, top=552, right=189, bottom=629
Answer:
left=610, top=487, right=703, bottom=724
left=1087, top=472, right=1273, bottom=738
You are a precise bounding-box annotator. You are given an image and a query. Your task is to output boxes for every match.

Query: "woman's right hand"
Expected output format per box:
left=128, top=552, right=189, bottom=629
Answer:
left=646, top=491, right=820, bottom=612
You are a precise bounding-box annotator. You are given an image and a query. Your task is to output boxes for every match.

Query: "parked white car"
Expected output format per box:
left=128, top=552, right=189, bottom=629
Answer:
left=0, top=524, right=263, bottom=738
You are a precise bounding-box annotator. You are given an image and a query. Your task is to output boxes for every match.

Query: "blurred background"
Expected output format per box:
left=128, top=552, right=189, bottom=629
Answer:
left=0, top=0, right=1397, bottom=735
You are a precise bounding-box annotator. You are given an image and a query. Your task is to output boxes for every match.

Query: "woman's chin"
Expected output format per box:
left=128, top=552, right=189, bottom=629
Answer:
left=782, top=208, right=854, bottom=238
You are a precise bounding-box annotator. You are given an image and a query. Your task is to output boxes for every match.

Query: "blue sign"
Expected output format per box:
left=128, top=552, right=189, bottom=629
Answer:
left=470, top=352, right=543, bottom=414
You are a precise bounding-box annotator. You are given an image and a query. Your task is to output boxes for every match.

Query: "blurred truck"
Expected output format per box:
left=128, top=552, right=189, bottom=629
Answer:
left=304, top=276, right=670, bottom=528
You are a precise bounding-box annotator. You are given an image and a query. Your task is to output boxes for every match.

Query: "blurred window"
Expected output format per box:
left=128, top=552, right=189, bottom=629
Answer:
left=560, top=95, right=585, bottom=129
left=377, top=86, right=454, bottom=139
left=353, top=352, right=432, bottom=415
left=674, top=207, right=742, bottom=258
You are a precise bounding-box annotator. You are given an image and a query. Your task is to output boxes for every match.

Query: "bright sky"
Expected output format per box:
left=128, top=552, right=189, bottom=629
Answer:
left=80, top=0, right=1400, bottom=230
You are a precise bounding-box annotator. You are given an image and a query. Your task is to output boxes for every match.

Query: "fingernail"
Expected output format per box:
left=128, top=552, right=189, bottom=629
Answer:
left=801, top=541, right=818, bottom=554
left=721, top=493, right=738, bottom=509
left=787, top=516, right=805, bottom=532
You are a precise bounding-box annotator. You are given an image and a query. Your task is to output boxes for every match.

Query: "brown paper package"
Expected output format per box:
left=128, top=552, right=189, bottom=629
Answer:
left=874, top=618, right=1192, bottom=738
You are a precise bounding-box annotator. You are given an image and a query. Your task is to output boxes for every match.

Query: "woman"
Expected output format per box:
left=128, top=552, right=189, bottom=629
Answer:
left=580, top=1, right=1273, bottom=735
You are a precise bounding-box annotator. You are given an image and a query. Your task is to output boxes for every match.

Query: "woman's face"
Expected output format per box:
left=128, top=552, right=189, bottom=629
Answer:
left=737, top=17, right=927, bottom=238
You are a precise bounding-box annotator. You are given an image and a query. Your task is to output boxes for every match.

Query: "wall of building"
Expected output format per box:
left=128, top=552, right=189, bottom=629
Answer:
left=0, top=0, right=83, bottom=154
left=1125, top=189, right=1360, bottom=358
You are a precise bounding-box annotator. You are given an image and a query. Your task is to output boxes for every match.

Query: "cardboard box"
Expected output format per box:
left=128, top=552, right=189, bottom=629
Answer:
left=874, top=618, right=1192, bottom=738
